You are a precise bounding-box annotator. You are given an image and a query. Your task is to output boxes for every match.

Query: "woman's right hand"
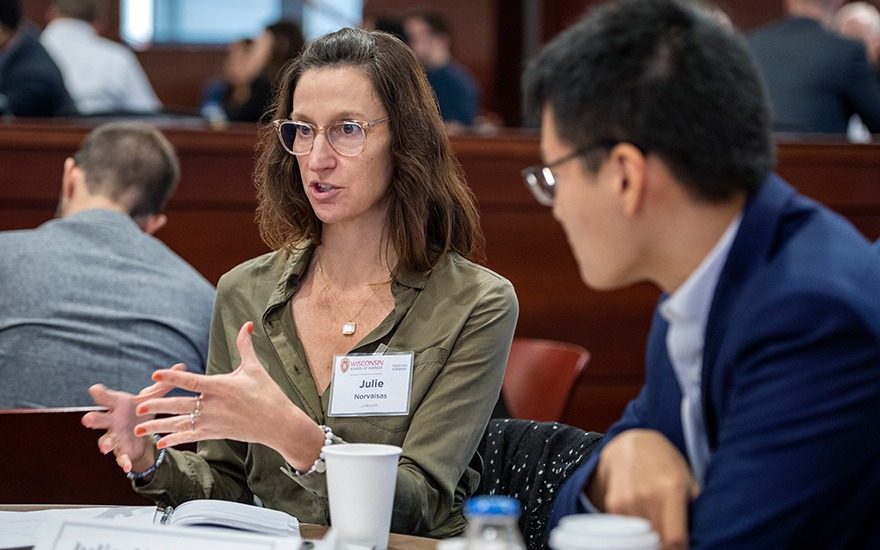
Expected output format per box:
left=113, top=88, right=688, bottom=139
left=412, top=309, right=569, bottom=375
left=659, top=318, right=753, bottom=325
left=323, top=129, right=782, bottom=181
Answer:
left=81, top=365, right=183, bottom=476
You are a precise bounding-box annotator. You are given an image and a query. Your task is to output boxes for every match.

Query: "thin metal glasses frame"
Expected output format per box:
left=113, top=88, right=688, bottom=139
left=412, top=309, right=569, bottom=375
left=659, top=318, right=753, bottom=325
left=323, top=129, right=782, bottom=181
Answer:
left=520, top=140, right=635, bottom=206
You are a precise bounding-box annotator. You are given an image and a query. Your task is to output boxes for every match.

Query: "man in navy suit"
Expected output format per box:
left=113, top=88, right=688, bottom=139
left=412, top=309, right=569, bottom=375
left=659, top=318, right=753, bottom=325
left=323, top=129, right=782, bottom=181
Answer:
left=521, top=0, right=880, bottom=548
left=747, top=0, right=880, bottom=134
left=0, top=0, right=76, bottom=117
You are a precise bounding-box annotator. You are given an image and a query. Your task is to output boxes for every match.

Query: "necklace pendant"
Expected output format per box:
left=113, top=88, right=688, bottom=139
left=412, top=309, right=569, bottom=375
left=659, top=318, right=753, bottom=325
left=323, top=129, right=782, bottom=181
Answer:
left=342, top=322, right=356, bottom=336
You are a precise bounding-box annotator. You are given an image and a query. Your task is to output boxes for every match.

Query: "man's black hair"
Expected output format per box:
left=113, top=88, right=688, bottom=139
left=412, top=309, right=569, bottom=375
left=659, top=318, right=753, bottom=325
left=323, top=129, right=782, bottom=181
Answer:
left=0, top=0, right=22, bottom=30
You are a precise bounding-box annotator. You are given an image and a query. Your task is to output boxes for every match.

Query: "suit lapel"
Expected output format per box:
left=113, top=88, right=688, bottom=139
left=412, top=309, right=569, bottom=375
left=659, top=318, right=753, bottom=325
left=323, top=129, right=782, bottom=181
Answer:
left=700, top=174, right=797, bottom=448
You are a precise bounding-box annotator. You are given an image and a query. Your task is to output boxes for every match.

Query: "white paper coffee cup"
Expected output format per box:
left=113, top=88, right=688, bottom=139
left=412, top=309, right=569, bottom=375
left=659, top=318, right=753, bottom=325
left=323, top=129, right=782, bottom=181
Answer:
left=323, top=443, right=403, bottom=550
left=549, top=514, right=660, bottom=550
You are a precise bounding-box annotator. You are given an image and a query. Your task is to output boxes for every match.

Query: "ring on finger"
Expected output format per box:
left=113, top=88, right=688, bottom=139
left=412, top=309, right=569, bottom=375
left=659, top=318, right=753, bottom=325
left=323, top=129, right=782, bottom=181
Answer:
left=190, top=395, right=203, bottom=432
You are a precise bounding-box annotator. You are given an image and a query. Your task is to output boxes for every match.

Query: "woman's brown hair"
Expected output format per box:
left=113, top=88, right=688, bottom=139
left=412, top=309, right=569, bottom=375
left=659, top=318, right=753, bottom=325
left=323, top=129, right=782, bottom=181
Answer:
left=254, top=27, right=484, bottom=272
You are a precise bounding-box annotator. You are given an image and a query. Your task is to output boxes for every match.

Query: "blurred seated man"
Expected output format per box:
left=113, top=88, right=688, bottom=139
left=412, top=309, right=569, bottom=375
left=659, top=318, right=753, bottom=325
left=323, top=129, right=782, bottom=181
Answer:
left=747, top=0, right=880, bottom=134
left=524, top=0, right=880, bottom=547
left=0, top=0, right=76, bottom=117
left=41, top=0, right=161, bottom=115
left=834, top=1, right=880, bottom=141
left=835, top=1, right=880, bottom=69
left=0, top=121, right=215, bottom=409
left=403, top=9, right=481, bottom=132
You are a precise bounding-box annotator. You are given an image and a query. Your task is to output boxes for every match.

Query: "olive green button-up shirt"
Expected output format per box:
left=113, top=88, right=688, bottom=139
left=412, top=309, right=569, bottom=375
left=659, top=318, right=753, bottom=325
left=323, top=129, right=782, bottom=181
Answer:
left=136, top=245, right=518, bottom=538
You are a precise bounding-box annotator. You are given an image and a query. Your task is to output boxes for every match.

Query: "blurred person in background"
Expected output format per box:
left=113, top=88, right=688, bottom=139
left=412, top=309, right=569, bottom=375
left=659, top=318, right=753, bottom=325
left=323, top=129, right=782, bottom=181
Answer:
left=747, top=0, right=880, bottom=134
left=199, top=37, right=258, bottom=125
left=0, top=122, right=214, bottom=408
left=205, top=19, right=305, bottom=123
left=41, top=0, right=161, bottom=115
left=835, top=1, right=880, bottom=69
left=200, top=20, right=305, bottom=123
left=403, top=9, right=481, bottom=133
left=834, top=1, right=880, bottom=141
left=0, top=0, right=76, bottom=117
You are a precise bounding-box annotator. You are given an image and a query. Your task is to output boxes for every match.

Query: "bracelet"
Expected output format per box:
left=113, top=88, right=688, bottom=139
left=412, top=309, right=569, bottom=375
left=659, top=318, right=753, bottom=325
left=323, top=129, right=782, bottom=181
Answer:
left=126, top=434, right=166, bottom=480
left=292, top=425, right=334, bottom=476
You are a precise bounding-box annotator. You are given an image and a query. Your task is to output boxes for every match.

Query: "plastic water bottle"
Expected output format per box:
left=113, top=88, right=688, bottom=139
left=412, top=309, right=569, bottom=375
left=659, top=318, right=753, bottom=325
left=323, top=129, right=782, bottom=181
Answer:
left=463, top=495, right=526, bottom=550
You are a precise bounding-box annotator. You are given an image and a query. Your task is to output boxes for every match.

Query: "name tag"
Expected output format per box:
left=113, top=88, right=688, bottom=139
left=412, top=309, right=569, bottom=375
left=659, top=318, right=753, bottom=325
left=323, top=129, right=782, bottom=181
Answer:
left=328, top=352, right=413, bottom=417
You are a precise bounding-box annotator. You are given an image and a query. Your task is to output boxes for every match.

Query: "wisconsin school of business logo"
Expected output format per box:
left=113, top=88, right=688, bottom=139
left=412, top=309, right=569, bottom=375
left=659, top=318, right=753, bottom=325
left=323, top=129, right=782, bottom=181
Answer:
left=339, top=357, right=350, bottom=374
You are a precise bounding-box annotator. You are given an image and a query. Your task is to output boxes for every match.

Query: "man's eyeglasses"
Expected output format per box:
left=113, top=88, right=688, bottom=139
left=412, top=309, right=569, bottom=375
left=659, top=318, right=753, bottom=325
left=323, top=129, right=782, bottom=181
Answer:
left=521, top=148, right=590, bottom=207
left=273, top=116, right=390, bottom=157
left=520, top=140, right=631, bottom=206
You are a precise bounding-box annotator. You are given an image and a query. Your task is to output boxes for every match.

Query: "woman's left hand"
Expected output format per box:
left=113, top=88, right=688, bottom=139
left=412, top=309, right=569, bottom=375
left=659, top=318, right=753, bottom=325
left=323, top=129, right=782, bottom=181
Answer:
left=133, top=321, right=315, bottom=456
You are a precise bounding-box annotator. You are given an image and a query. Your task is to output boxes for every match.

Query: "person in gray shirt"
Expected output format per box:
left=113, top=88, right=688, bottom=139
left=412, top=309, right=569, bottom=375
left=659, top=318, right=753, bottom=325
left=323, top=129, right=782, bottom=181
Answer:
left=0, top=121, right=215, bottom=408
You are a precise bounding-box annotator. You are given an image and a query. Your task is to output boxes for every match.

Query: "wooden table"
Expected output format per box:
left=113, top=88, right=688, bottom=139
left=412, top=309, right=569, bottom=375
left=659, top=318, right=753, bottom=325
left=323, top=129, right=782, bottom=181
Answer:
left=300, top=524, right=438, bottom=549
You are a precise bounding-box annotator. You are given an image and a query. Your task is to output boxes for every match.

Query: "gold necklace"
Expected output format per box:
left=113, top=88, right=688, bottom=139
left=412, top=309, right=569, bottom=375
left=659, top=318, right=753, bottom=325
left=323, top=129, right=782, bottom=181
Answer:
left=317, top=257, right=388, bottom=336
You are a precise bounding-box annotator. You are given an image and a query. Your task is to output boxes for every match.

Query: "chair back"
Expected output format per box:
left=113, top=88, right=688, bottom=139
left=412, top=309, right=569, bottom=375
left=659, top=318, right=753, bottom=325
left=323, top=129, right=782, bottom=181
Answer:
left=502, top=337, right=590, bottom=422
left=0, top=407, right=153, bottom=505
left=480, top=418, right=603, bottom=550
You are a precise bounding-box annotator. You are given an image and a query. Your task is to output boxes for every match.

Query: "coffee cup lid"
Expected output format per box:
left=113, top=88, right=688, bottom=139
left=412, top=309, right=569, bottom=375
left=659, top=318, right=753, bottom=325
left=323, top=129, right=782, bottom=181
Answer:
left=550, top=514, right=659, bottom=550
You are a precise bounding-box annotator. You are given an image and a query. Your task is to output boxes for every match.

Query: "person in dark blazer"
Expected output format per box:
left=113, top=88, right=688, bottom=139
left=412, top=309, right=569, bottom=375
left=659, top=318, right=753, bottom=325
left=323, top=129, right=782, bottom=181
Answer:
left=0, top=0, right=76, bottom=117
left=747, top=0, right=880, bottom=134
left=522, top=0, right=880, bottom=548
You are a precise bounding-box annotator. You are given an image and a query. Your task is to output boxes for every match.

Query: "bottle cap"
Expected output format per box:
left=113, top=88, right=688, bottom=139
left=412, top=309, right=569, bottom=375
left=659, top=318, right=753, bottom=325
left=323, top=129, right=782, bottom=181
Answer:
left=464, top=495, right=521, bottom=517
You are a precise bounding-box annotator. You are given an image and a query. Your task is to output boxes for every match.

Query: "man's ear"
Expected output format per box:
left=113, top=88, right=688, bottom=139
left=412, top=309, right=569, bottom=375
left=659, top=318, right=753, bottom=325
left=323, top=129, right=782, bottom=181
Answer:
left=139, top=213, right=168, bottom=236
left=610, top=143, right=647, bottom=217
left=60, top=157, right=78, bottom=200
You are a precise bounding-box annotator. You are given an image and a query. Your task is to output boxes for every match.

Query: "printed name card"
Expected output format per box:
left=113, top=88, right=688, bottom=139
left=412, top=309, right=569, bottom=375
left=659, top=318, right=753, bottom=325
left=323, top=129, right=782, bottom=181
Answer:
left=35, top=519, right=301, bottom=550
left=328, top=352, right=414, bottom=416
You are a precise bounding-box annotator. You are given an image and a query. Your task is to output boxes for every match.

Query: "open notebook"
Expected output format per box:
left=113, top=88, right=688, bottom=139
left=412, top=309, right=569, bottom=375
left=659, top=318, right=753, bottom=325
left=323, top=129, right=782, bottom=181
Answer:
left=156, top=500, right=300, bottom=538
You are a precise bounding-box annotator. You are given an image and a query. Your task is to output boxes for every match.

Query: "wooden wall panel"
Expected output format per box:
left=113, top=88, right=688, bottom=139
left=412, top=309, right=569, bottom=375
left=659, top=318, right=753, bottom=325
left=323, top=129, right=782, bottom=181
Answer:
left=136, top=49, right=227, bottom=112
left=2, top=121, right=879, bottom=433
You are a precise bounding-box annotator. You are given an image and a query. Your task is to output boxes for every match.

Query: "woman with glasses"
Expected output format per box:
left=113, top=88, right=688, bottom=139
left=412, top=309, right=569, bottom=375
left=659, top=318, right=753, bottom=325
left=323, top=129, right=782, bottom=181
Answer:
left=83, top=27, right=518, bottom=538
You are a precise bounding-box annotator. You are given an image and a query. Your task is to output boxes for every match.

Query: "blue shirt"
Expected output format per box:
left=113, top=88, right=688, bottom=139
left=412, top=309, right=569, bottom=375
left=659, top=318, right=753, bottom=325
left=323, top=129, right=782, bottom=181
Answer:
left=426, top=61, right=480, bottom=126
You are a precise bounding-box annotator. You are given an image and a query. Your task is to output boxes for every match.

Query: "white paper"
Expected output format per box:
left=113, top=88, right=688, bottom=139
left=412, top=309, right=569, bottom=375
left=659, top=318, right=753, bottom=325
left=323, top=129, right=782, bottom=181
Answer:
left=0, top=507, right=154, bottom=549
left=34, top=518, right=301, bottom=550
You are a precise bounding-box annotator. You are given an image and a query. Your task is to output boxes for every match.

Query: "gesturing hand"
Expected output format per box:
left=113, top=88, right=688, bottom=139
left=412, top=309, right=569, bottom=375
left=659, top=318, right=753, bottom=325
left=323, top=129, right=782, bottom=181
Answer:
left=131, top=322, right=321, bottom=469
left=81, top=366, right=183, bottom=475
left=587, top=429, right=700, bottom=550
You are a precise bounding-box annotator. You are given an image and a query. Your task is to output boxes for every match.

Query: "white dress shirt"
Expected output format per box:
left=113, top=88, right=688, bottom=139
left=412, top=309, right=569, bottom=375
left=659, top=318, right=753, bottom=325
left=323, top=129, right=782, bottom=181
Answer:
left=41, top=19, right=161, bottom=115
left=659, top=214, right=741, bottom=484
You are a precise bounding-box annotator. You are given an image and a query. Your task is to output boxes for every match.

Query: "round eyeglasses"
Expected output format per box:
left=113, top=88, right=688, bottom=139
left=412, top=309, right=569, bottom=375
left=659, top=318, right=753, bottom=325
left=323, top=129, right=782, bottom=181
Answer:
left=520, top=148, right=585, bottom=207
left=273, top=117, right=390, bottom=157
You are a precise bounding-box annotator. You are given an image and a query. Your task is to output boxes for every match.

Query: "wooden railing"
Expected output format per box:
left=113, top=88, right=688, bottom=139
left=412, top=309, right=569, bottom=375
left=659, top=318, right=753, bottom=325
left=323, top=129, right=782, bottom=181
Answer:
left=0, top=407, right=153, bottom=504
left=3, top=119, right=879, bottom=432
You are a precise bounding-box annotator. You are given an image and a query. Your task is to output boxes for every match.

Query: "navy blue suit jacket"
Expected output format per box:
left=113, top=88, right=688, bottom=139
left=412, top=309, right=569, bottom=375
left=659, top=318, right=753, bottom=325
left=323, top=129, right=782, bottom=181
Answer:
left=551, top=175, right=880, bottom=548
left=0, top=31, right=76, bottom=117
left=747, top=16, right=880, bottom=134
